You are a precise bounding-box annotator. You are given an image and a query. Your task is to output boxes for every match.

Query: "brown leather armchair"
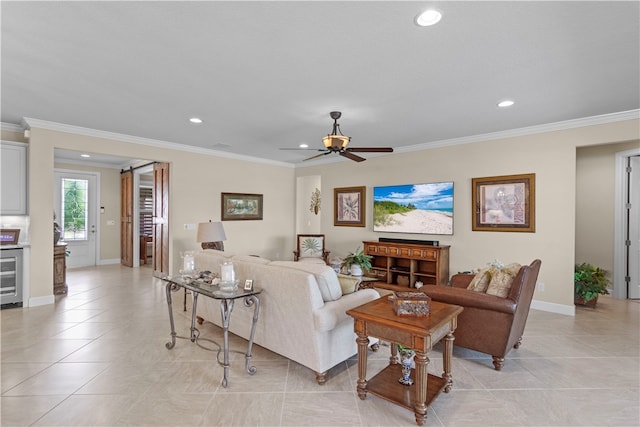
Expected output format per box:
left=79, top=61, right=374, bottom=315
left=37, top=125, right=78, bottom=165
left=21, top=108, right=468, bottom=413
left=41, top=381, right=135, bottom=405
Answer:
left=421, top=259, right=541, bottom=370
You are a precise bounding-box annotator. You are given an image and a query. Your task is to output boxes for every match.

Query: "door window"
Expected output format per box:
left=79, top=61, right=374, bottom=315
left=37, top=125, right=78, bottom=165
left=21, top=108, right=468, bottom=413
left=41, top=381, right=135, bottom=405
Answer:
left=61, top=178, right=89, bottom=241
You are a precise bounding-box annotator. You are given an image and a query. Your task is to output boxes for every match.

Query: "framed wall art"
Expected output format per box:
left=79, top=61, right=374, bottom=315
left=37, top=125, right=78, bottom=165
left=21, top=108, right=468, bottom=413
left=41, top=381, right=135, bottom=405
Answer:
left=334, top=186, right=366, bottom=227
left=472, top=173, right=535, bottom=232
left=221, top=193, right=263, bottom=221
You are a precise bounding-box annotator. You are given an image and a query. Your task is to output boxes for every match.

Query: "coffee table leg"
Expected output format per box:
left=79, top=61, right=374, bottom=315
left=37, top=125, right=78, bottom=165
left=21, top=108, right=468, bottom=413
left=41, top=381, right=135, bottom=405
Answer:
left=219, top=299, right=235, bottom=388
left=165, top=281, right=177, bottom=349
left=443, top=332, right=454, bottom=392
left=356, top=332, right=369, bottom=400
left=243, top=295, right=260, bottom=376
left=414, top=351, right=429, bottom=426
left=190, top=292, right=199, bottom=342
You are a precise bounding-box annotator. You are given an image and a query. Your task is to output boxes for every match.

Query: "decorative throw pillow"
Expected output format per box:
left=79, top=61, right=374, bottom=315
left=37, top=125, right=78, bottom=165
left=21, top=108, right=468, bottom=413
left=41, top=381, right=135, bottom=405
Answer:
left=485, top=263, right=522, bottom=298
left=467, top=267, right=492, bottom=293
left=338, top=275, right=360, bottom=295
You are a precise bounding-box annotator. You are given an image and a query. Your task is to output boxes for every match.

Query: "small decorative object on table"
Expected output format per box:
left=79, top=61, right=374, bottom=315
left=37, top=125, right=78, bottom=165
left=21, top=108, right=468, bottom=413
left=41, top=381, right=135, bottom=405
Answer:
left=180, top=251, right=196, bottom=278
left=219, top=261, right=238, bottom=291
left=397, top=344, right=415, bottom=386
left=393, top=292, right=431, bottom=317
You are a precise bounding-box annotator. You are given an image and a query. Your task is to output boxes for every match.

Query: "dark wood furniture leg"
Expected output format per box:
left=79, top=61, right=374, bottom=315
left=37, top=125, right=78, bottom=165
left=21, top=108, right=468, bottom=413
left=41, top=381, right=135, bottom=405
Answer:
left=356, top=332, right=369, bottom=399
left=414, top=351, right=429, bottom=426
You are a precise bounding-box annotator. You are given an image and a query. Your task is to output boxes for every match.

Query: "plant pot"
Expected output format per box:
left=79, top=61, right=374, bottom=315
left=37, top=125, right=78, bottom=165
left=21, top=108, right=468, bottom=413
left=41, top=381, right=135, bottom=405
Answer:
left=574, top=295, right=598, bottom=307
left=350, top=264, right=363, bottom=276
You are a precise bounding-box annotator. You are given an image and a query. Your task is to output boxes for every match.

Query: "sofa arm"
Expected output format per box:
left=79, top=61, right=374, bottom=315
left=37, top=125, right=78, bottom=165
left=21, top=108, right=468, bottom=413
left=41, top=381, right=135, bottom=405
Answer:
left=422, top=286, right=516, bottom=315
left=450, top=273, right=474, bottom=289
left=313, top=288, right=380, bottom=332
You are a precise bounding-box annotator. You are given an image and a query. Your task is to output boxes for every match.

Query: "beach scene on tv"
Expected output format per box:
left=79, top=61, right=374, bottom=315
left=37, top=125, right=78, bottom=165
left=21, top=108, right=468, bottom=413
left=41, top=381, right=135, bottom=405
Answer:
left=373, top=182, right=454, bottom=235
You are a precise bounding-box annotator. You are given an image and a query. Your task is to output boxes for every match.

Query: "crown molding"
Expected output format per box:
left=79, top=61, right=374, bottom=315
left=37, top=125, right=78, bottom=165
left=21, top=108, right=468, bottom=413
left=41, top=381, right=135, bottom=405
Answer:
left=22, top=117, right=295, bottom=169
left=13, top=109, right=639, bottom=167
left=395, top=109, right=640, bottom=154
left=1, top=122, right=25, bottom=133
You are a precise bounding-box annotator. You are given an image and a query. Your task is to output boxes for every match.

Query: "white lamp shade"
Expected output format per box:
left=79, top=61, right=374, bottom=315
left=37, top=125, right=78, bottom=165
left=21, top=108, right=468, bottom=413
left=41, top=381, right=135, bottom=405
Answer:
left=196, top=221, right=226, bottom=243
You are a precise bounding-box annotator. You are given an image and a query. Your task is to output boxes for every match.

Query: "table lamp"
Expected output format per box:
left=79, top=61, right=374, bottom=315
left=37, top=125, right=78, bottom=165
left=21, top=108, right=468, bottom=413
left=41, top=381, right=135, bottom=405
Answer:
left=197, top=221, right=226, bottom=250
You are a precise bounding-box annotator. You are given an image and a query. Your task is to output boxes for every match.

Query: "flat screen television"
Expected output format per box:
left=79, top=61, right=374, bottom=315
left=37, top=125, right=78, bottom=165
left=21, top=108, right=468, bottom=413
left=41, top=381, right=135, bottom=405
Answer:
left=373, top=182, right=454, bottom=235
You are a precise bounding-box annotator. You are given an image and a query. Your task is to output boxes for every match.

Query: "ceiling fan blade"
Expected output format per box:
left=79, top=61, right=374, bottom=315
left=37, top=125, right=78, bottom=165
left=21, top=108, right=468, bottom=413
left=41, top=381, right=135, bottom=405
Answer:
left=303, top=152, right=332, bottom=162
left=280, top=148, right=327, bottom=152
left=340, top=151, right=366, bottom=162
left=346, top=147, right=394, bottom=153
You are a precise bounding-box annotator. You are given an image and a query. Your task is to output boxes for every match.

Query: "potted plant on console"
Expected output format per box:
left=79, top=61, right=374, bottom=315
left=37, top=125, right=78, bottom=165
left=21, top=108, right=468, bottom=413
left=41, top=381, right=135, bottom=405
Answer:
left=574, top=262, right=610, bottom=307
left=341, top=247, right=372, bottom=277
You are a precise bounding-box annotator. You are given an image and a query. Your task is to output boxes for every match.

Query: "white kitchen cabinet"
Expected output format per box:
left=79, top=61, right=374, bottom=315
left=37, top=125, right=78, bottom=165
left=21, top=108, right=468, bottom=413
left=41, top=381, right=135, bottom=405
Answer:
left=1, top=141, right=28, bottom=215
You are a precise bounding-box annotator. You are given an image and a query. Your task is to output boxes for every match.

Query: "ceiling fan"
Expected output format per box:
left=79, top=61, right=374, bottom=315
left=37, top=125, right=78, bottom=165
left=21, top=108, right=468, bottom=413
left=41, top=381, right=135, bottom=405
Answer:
left=282, top=111, right=394, bottom=162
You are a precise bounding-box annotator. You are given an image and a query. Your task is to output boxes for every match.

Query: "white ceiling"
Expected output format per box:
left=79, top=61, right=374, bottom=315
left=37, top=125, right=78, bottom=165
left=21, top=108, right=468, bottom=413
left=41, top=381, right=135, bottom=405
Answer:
left=2, top=1, right=639, bottom=167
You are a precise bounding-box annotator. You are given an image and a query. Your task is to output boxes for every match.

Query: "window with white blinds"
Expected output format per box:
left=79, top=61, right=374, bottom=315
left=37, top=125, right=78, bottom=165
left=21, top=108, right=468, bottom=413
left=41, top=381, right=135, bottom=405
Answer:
left=140, top=186, right=153, bottom=236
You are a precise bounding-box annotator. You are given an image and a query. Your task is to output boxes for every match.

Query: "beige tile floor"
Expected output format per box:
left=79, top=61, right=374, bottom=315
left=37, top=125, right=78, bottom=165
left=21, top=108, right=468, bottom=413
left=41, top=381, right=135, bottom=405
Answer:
left=1, top=264, right=638, bottom=427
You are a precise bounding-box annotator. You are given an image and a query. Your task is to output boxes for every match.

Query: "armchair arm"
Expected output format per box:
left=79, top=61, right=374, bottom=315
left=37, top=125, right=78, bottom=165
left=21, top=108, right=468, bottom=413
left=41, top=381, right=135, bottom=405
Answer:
left=422, top=286, right=516, bottom=315
left=450, top=273, right=474, bottom=289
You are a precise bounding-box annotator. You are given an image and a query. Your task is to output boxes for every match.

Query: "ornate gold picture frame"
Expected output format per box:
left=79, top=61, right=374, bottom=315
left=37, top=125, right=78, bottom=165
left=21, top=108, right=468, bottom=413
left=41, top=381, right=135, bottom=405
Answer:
left=472, top=173, right=535, bottom=232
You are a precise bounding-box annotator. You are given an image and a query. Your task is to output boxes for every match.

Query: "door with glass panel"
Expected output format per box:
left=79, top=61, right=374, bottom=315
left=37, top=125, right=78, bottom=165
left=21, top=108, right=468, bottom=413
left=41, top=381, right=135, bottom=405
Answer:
left=54, top=170, right=98, bottom=268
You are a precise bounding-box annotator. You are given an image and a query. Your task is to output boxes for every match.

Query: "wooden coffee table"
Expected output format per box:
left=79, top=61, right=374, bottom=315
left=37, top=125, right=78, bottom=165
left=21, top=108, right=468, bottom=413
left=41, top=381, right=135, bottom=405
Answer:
left=346, top=297, right=463, bottom=426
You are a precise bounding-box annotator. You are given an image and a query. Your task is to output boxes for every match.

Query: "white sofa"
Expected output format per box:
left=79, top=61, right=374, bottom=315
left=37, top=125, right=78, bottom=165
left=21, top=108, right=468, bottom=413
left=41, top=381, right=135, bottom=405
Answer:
left=193, top=250, right=380, bottom=384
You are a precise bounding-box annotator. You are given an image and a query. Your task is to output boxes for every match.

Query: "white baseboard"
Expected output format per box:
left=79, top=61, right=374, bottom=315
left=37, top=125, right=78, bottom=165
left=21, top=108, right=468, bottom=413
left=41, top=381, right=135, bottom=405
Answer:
left=29, top=294, right=55, bottom=307
left=99, top=258, right=121, bottom=265
left=531, top=299, right=575, bottom=316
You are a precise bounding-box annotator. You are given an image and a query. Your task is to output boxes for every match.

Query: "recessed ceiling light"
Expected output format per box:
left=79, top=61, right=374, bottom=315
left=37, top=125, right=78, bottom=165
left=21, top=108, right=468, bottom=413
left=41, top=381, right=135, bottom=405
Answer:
left=189, top=117, right=203, bottom=124
left=81, top=154, right=91, bottom=158
left=497, top=100, right=515, bottom=108
left=415, top=9, right=442, bottom=27
left=299, top=143, right=309, bottom=148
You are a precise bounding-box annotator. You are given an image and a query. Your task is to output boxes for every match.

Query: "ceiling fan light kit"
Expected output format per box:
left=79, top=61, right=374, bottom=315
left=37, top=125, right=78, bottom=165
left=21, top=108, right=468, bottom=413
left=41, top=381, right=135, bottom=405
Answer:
left=280, top=111, right=393, bottom=162
left=306, top=111, right=394, bottom=162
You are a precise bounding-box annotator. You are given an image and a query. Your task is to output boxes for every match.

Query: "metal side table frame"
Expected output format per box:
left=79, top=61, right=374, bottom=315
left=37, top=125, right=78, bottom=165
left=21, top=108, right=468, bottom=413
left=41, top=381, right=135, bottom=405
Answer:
left=162, top=276, right=261, bottom=388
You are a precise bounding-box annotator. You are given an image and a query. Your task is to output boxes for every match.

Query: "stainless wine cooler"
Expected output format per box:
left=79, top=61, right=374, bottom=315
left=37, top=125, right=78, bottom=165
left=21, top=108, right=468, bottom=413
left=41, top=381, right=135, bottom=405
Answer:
left=1, top=248, right=23, bottom=308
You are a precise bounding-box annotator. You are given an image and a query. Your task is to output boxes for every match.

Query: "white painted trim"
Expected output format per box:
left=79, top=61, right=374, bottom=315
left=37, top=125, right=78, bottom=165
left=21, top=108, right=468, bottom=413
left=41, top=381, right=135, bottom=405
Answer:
left=99, top=258, right=121, bottom=265
left=22, top=117, right=295, bottom=168
left=530, top=299, right=575, bottom=316
left=395, top=109, right=640, bottom=154
left=29, top=294, right=55, bottom=307
left=614, top=147, right=640, bottom=300
left=0, top=122, right=24, bottom=132
left=15, top=110, right=640, bottom=168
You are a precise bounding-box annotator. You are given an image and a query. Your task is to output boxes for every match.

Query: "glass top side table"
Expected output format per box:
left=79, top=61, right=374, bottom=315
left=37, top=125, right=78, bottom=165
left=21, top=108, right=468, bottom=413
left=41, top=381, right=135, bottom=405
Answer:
left=161, top=276, right=262, bottom=388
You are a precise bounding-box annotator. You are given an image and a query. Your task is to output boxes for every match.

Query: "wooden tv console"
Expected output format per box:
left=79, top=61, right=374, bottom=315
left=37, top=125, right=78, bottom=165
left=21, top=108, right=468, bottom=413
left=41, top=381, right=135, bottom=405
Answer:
left=362, top=241, right=450, bottom=292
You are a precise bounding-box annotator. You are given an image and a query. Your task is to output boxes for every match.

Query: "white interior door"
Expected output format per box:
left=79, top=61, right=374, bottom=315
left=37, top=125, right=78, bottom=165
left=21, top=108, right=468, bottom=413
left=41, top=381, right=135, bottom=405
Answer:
left=54, top=170, right=99, bottom=268
left=629, top=156, right=640, bottom=299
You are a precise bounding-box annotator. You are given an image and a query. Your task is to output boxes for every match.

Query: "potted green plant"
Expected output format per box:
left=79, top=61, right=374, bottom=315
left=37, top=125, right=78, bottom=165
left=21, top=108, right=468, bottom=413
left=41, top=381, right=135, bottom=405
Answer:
left=341, top=247, right=372, bottom=276
left=574, top=262, right=610, bottom=307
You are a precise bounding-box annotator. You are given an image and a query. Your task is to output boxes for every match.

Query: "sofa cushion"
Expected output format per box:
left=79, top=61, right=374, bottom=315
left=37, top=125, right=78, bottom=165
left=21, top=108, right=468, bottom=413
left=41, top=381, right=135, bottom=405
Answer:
left=337, top=275, right=359, bottom=295
left=467, top=268, right=492, bottom=293
left=269, top=261, right=343, bottom=302
left=486, top=263, right=522, bottom=297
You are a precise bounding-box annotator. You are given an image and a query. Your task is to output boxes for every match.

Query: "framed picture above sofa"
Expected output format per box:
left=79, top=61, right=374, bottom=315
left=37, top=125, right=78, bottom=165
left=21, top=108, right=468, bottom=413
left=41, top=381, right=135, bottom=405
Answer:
left=221, top=193, right=263, bottom=221
left=471, top=173, right=535, bottom=232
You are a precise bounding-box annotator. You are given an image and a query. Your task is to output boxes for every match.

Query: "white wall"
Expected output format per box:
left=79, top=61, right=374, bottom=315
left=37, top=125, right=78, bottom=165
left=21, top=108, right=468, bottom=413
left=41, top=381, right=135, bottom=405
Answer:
left=9, top=117, right=640, bottom=310
left=296, top=119, right=640, bottom=312
left=26, top=127, right=295, bottom=303
left=296, top=175, right=321, bottom=234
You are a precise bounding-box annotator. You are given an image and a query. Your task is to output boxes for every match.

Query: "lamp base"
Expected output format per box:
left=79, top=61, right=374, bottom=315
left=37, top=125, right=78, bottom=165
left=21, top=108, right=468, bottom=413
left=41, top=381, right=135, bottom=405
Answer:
left=201, top=241, right=224, bottom=251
